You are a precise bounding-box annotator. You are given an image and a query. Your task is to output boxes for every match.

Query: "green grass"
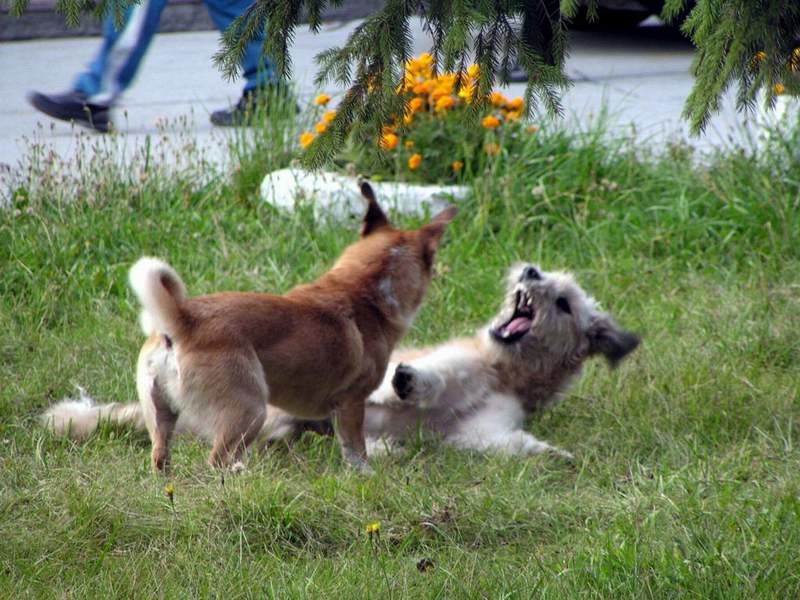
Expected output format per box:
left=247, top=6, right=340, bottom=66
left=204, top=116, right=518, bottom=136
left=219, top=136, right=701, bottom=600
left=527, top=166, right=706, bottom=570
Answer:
left=1, top=110, right=799, bottom=598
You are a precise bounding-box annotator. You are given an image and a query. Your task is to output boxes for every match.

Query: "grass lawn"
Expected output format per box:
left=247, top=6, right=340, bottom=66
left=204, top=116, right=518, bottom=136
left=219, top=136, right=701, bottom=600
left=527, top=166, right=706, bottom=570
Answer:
left=1, top=115, right=799, bottom=598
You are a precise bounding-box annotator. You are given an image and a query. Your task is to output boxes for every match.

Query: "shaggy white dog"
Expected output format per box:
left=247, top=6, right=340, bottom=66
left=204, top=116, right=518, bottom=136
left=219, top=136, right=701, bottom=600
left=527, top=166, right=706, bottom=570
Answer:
left=263, top=262, right=640, bottom=458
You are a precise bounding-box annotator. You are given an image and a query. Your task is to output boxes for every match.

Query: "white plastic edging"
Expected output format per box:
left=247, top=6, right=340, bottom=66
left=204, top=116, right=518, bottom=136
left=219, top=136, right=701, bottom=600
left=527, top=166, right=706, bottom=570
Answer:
left=260, top=168, right=468, bottom=218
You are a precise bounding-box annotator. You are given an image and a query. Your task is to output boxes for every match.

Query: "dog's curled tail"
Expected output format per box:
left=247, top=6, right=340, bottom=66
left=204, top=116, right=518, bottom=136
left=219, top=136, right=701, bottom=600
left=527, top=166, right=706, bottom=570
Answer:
left=129, top=257, right=187, bottom=338
left=41, top=389, right=145, bottom=440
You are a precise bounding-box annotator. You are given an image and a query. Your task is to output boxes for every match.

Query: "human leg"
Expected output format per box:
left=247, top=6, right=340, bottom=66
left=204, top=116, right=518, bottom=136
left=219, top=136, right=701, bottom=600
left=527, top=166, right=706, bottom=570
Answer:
left=202, top=0, right=294, bottom=126
left=28, top=0, right=167, bottom=131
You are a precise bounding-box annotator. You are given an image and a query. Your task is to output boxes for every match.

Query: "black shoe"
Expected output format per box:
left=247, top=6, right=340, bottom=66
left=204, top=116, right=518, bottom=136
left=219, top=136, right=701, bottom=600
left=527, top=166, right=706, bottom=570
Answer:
left=210, top=89, right=262, bottom=127
left=27, top=90, right=112, bottom=133
left=210, top=86, right=298, bottom=127
left=507, top=60, right=529, bottom=83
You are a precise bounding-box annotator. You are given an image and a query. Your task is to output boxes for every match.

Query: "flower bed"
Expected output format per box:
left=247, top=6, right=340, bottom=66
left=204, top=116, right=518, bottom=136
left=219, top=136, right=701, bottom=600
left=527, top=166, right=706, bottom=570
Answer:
left=299, top=53, right=539, bottom=186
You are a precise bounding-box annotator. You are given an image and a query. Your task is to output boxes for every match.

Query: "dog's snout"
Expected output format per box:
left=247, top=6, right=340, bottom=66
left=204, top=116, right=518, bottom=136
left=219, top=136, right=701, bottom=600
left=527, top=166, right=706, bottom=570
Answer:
left=521, top=266, right=541, bottom=282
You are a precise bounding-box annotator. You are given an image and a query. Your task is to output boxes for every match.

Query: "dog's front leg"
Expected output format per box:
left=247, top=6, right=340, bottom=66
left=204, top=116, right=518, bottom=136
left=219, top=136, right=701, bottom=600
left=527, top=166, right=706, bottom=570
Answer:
left=333, top=397, right=372, bottom=474
left=391, top=363, right=446, bottom=408
left=367, top=364, right=405, bottom=407
left=367, top=362, right=446, bottom=408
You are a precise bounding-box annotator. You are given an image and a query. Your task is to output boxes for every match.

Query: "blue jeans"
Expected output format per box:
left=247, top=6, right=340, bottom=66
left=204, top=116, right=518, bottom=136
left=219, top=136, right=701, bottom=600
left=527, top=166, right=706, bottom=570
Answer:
left=73, top=0, right=274, bottom=105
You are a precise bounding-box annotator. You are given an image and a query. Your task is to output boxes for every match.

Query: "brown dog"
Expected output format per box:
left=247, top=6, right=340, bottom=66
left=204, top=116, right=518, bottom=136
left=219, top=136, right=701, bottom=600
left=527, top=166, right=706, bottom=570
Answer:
left=44, top=183, right=456, bottom=473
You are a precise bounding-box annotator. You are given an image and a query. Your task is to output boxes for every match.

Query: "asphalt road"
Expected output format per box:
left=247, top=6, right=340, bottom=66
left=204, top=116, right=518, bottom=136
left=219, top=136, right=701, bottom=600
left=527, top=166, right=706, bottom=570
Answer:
left=0, top=18, right=770, bottom=179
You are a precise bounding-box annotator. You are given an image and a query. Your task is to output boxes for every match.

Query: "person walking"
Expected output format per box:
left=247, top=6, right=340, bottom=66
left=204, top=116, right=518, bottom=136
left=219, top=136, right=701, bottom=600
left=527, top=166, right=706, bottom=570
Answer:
left=28, top=0, right=281, bottom=132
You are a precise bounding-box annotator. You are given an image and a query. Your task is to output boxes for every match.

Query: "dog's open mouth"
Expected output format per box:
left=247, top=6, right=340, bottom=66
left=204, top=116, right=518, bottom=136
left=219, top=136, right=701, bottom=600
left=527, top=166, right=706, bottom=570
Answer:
left=491, top=290, right=534, bottom=344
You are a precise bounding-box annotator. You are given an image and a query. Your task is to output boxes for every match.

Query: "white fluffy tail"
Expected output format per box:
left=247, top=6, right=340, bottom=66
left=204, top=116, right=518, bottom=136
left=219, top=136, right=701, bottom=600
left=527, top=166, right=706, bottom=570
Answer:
left=41, top=387, right=145, bottom=440
left=129, top=257, right=187, bottom=338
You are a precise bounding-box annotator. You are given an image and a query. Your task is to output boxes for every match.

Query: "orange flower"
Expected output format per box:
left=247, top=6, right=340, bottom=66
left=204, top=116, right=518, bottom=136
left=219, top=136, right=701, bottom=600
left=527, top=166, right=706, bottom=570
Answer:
left=409, top=97, right=425, bottom=113
left=403, top=113, right=414, bottom=125
left=467, top=63, right=480, bottom=79
left=299, top=131, right=315, bottom=149
left=489, top=91, right=507, bottom=107
left=458, top=86, right=475, bottom=103
left=379, top=132, right=399, bottom=150
left=438, top=73, right=457, bottom=88
left=413, top=82, right=430, bottom=96
left=451, top=160, right=463, bottom=172
left=406, top=53, right=433, bottom=77
left=314, top=93, right=331, bottom=106
left=526, top=124, right=539, bottom=134
left=484, top=142, right=500, bottom=156
left=322, top=109, right=336, bottom=123
left=774, top=82, right=786, bottom=95
left=404, top=140, right=415, bottom=149
left=481, top=114, right=501, bottom=129
left=754, top=51, right=767, bottom=62
left=408, top=153, right=422, bottom=170
left=314, top=122, right=327, bottom=134
left=417, top=52, right=433, bottom=68
left=505, top=110, right=521, bottom=122
left=507, top=97, right=524, bottom=111
left=430, top=86, right=451, bottom=103
left=435, top=95, right=456, bottom=112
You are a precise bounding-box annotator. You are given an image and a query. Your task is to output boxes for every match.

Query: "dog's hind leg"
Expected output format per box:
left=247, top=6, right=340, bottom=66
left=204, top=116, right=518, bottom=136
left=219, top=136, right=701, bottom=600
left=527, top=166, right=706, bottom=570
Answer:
left=449, top=393, right=573, bottom=460
left=450, top=427, right=572, bottom=460
left=208, top=397, right=266, bottom=470
left=148, top=378, right=178, bottom=472
left=484, top=431, right=573, bottom=460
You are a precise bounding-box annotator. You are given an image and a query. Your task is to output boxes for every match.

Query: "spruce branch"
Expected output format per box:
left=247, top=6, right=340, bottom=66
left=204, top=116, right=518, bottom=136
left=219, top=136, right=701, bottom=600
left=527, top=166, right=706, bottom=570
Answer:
left=217, top=0, right=568, bottom=167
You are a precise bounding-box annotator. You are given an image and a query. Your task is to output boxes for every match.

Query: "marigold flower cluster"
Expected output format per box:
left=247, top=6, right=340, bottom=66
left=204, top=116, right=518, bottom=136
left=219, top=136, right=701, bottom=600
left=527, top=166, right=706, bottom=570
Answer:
left=297, top=54, right=537, bottom=178
left=299, top=108, right=337, bottom=148
left=397, top=53, right=523, bottom=128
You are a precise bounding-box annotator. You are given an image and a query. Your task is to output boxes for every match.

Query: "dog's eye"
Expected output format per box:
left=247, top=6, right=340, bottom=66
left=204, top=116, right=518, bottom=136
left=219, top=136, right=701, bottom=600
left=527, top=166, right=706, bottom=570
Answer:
left=556, top=297, right=572, bottom=314
left=521, top=266, right=541, bottom=281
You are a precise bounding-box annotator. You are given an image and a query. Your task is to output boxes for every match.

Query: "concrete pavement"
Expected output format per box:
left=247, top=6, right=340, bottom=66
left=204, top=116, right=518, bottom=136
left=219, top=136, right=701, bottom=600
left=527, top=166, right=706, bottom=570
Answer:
left=0, top=19, right=767, bottom=181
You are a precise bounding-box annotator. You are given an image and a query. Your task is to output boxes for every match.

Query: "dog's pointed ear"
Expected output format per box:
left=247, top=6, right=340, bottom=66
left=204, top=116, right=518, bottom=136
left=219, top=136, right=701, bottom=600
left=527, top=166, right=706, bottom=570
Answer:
left=359, top=180, right=389, bottom=237
left=588, top=316, right=640, bottom=368
left=420, top=205, right=458, bottom=254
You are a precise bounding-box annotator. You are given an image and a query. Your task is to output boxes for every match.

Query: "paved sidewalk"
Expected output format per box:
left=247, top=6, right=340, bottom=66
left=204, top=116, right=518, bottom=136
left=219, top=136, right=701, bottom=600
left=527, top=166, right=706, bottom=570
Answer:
left=0, top=19, right=763, bottom=178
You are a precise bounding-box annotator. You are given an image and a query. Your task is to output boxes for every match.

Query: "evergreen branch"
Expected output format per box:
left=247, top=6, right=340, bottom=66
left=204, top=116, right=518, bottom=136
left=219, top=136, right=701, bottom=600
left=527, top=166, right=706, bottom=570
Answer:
left=660, top=0, right=688, bottom=24
left=683, top=0, right=800, bottom=134
left=15, top=0, right=800, bottom=150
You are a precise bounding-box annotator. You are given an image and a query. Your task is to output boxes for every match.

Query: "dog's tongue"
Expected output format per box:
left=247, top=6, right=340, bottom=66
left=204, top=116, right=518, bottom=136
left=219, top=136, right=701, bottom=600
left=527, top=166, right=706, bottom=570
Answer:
left=502, top=316, right=531, bottom=336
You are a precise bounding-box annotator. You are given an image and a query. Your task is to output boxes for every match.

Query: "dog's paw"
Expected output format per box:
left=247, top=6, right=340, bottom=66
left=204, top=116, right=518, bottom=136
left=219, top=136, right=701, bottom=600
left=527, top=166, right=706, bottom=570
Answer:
left=548, top=447, right=575, bottom=462
left=366, top=436, right=407, bottom=457
left=151, top=447, right=170, bottom=473
left=342, top=447, right=375, bottom=475
left=392, top=363, right=418, bottom=400
left=553, top=448, right=575, bottom=462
